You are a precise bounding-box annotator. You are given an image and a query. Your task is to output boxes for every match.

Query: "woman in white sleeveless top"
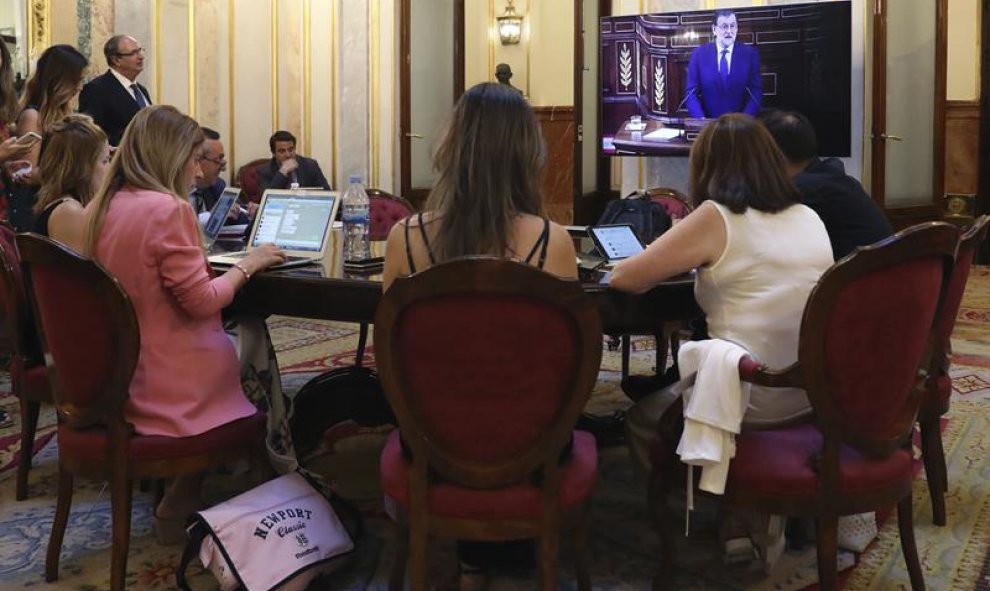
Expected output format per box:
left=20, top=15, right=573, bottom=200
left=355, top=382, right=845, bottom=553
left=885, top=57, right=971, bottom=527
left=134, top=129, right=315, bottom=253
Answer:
left=611, top=113, right=834, bottom=569
left=610, top=113, right=833, bottom=427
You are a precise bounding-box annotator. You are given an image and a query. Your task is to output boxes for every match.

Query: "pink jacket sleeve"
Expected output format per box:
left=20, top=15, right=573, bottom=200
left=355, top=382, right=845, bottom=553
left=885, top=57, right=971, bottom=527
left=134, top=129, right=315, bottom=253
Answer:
left=153, top=199, right=235, bottom=318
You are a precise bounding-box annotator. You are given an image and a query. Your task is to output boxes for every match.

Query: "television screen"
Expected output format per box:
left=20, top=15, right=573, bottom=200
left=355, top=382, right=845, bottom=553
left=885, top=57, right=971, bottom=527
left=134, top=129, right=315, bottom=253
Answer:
left=600, top=1, right=851, bottom=158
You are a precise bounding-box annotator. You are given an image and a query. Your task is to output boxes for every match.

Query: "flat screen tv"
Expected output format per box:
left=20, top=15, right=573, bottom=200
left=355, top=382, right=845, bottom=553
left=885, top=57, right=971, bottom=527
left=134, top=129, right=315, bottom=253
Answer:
left=600, top=1, right=852, bottom=158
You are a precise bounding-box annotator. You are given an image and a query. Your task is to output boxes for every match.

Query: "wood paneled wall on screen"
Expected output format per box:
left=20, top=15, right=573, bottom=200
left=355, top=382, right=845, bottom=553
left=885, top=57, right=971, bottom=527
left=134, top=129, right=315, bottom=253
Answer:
left=535, top=106, right=576, bottom=224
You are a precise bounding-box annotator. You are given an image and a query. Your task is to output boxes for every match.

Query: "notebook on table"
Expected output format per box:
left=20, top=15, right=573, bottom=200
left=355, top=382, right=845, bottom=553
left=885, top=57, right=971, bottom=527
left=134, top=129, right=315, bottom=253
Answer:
left=202, top=187, right=240, bottom=249
left=209, top=189, right=339, bottom=269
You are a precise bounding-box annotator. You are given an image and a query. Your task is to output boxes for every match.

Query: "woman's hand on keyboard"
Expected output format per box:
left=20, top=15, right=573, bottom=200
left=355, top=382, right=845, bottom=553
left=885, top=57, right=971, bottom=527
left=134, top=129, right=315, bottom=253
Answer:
left=244, top=243, right=287, bottom=273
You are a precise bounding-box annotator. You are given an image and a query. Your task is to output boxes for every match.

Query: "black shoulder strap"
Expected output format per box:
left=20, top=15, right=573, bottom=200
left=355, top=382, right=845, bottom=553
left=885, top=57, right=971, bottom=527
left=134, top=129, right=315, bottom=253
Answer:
left=403, top=217, right=416, bottom=273
left=416, top=212, right=436, bottom=267
left=523, top=218, right=551, bottom=269
left=175, top=518, right=210, bottom=591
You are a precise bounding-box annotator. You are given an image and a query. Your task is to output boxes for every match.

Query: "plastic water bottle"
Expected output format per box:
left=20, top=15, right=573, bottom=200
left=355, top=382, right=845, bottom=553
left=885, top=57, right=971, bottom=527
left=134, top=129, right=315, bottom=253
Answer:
left=342, top=175, right=371, bottom=261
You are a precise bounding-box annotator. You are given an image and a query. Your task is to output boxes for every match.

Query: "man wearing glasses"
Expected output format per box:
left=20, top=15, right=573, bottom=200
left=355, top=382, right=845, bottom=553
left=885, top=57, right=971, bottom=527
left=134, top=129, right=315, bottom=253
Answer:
left=191, top=128, right=251, bottom=223
left=80, top=35, right=152, bottom=146
left=683, top=10, right=762, bottom=119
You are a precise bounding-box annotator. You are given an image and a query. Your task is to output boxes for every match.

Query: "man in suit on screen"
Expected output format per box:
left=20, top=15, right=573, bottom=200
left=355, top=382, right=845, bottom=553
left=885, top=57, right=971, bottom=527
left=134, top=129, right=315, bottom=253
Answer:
left=80, top=35, right=152, bottom=146
left=683, top=10, right=762, bottom=119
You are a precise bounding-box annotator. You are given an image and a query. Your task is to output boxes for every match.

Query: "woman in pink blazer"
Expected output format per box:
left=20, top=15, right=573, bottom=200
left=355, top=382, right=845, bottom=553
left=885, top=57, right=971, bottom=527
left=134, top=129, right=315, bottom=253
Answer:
left=85, top=105, right=286, bottom=543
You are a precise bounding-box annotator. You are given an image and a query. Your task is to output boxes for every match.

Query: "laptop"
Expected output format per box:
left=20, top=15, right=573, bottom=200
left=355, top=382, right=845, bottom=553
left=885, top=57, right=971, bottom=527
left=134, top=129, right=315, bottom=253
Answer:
left=588, top=224, right=645, bottom=268
left=202, top=188, right=240, bottom=249
left=209, top=189, right=339, bottom=269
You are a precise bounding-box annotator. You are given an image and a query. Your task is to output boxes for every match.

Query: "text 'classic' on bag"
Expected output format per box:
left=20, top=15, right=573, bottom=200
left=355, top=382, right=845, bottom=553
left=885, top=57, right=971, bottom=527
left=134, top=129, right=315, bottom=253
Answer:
left=177, top=472, right=357, bottom=591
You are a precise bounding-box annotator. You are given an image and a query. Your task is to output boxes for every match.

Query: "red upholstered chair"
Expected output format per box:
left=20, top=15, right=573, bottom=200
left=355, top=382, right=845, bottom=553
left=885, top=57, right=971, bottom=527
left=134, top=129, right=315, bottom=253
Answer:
left=16, top=234, right=268, bottom=591
left=919, top=215, right=989, bottom=525
left=233, top=157, right=270, bottom=204
left=0, top=224, right=51, bottom=500
left=645, top=186, right=693, bottom=223
left=375, top=258, right=603, bottom=591
left=647, top=222, right=958, bottom=591
left=368, top=189, right=415, bottom=240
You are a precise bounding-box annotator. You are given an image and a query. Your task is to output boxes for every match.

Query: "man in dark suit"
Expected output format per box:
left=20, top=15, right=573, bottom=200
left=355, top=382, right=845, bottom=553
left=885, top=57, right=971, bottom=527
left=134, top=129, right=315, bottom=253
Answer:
left=684, top=10, right=762, bottom=119
left=256, top=130, right=331, bottom=192
left=79, top=35, right=151, bottom=146
left=759, top=109, right=893, bottom=260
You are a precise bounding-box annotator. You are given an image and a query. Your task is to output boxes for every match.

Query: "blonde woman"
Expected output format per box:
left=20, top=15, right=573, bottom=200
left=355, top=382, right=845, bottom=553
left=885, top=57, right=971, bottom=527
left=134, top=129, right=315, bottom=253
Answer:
left=8, top=45, right=88, bottom=230
left=32, top=114, right=111, bottom=251
left=86, top=105, right=286, bottom=543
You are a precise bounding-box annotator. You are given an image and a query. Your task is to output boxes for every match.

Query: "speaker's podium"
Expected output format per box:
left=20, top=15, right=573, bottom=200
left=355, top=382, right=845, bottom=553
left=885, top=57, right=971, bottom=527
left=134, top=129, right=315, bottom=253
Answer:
left=609, top=116, right=710, bottom=156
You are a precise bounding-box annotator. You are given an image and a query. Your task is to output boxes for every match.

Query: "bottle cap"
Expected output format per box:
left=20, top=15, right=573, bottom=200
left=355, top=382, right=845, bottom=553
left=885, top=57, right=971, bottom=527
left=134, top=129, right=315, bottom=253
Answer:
left=348, top=175, right=362, bottom=185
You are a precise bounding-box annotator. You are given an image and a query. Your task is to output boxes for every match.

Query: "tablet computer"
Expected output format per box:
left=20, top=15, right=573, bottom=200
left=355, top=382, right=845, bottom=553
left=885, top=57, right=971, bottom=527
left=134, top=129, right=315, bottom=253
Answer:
left=589, top=224, right=645, bottom=263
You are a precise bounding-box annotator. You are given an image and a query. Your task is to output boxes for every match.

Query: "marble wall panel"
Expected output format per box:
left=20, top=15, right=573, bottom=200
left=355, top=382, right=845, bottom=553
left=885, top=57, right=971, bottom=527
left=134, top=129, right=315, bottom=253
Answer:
left=89, top=0, right=114, bottom=75
left=308, top=0, right=334, bottom=188
left=375, top=0, right=396, bottom=191
left=536, top=106, right=575, bottom=224
left=159, top=0, right=190, bottom=113
left=944, top=101, right=980, bottom=195
left=193, top=0, right=223, bottom=133
left=276, top=0, right=304, bottom=149
left=231, top=0, right=273, bottom=167
left=338, top=0, right=370, bottom=185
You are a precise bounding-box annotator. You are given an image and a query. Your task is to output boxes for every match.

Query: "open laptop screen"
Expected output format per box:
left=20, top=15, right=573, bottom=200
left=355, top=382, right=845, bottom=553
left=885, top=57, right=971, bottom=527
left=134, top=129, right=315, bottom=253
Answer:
left=203, top=188, right=239, bottom=247
left=589, top=224, right=645, bottom=262
left=249, top=193, right=336, bottom=252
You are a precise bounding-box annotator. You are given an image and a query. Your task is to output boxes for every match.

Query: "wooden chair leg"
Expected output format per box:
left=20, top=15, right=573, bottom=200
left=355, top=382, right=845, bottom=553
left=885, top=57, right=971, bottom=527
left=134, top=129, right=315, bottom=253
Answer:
left=408, top=514, right=429, bottom=591
left=898, top=494, right=927, bottom=591
left=109, top=473, right=133, bottom=591
left=647, top=468, right=676, bottom=591
left=573, top=510, right=592, bottom=591
left=45, top=467, right=74, bottom=582
left=16, top=397, right=40, bottom=501
left=919, top=419, right=947, bottom=525
left=654, top=330, right=668, bottom=374
left=539, top=529, right=560, bottom=591
left=621, top=335, right=631, bottom=379
left=389, top=522, right=409, bottom=591
left=814, top=515, right=839, bottom=591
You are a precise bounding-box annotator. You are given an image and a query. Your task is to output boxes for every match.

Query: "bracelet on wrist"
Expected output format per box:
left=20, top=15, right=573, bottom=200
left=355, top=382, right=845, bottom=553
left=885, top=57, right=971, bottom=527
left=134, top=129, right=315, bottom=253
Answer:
left=232, top=262, right=251, bottom=281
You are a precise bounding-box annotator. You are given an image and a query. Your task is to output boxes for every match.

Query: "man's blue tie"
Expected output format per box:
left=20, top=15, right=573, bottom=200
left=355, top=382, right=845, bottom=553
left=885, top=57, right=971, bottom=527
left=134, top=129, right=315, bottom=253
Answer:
left=131, top=84, right=148, bottom=108
left=719, top=50, right=729, bottom=84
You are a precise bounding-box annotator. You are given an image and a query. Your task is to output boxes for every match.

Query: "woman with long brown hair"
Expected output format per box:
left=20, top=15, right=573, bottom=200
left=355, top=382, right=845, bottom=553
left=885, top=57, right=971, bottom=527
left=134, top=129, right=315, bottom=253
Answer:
left=8, top=44, right=89, bottom=230
left=32, top=114, right=111, bottom=250
left=382, top=81, right=578, bottom=591
left=383, top=81, right=576, bottom=289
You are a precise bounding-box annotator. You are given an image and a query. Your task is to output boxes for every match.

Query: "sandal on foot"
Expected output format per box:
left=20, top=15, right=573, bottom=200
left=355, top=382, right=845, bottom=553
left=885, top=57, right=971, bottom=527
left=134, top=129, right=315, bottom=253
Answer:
left=723, top=536, right=757, bottom=565
left=458, top=562, right=487, bottom=591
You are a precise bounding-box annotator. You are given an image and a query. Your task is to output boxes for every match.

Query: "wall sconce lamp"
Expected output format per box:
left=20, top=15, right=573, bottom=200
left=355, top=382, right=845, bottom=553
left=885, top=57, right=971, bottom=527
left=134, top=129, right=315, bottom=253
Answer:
left=497, top=1, right=523, bottom=45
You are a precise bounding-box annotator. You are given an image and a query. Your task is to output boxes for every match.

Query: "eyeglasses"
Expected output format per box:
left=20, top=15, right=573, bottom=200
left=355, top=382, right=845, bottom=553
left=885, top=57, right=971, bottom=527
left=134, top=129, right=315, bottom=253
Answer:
left=116, top=47, right=145, bottom=58
left=202, top=155, right=227, bottom=169
left=714, top=24, right=738, bottom=32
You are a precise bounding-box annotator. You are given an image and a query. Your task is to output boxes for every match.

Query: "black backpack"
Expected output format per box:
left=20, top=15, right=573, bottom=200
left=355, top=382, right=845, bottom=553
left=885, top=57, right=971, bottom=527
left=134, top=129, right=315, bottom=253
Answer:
left=290, top=330, right=395, bottom=459
left=597, top=193, right=673, bottom=245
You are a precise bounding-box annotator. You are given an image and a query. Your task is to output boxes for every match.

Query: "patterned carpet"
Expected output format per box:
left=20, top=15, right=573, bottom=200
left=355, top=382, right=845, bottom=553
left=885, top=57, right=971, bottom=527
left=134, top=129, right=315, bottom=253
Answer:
left=2, top=270, right=990, bottom=589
